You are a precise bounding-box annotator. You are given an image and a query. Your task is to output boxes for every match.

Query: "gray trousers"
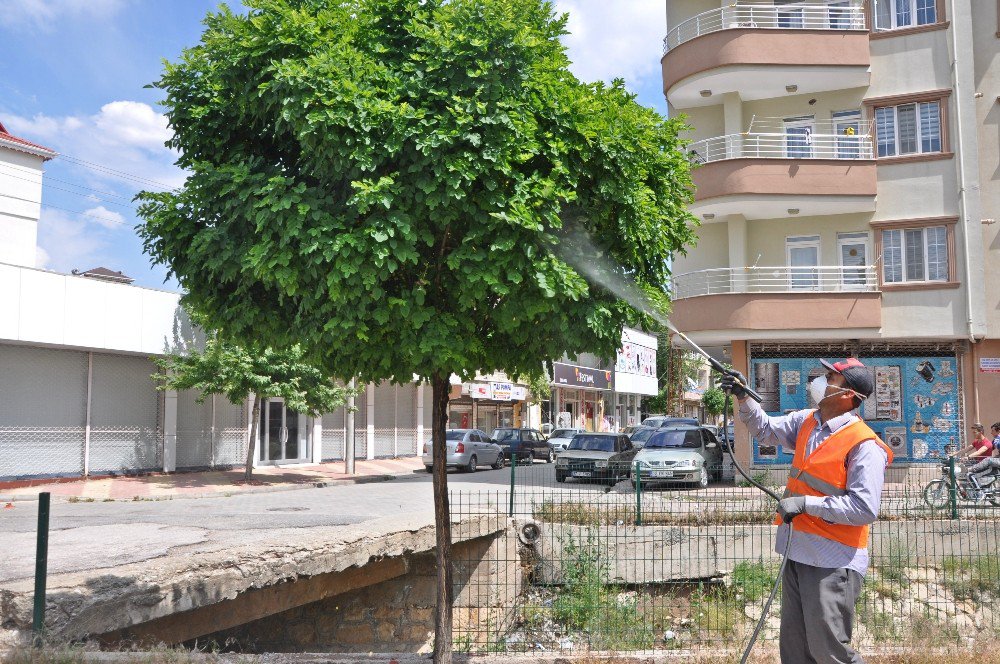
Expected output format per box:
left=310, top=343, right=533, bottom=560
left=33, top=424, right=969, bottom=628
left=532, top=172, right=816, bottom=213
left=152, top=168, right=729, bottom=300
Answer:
left=780, top=559, right=864, bottom=664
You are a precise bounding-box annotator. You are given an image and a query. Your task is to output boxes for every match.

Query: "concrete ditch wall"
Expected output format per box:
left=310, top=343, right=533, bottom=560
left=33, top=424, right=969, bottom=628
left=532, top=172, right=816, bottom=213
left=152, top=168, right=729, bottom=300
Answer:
left=195, top=527, right=522, bottom=652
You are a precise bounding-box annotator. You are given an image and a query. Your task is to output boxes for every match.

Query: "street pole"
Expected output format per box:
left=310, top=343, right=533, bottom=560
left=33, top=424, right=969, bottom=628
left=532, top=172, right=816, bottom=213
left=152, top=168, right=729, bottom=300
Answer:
left=32, top=492, right=50, bottom=647
left=345, top=378, right=356, bottom=475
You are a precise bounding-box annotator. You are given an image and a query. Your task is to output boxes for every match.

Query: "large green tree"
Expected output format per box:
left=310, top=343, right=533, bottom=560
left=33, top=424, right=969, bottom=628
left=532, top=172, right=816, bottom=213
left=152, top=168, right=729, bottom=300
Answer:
left=137, top=0, right=695, bottom=658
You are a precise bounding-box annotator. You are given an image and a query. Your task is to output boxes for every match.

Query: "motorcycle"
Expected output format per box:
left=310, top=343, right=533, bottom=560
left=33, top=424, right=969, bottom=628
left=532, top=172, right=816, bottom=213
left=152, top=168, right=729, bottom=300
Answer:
left=923, top=458, right=1000, bottom=508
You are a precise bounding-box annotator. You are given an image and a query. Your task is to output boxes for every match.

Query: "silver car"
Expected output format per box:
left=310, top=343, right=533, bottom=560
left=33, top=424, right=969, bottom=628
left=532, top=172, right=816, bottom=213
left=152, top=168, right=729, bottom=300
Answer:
left=422, top=429, right=504, bottom=473
left=631, top=426, right=724, bottom=489
left=547, top=428, right=582, bottom=454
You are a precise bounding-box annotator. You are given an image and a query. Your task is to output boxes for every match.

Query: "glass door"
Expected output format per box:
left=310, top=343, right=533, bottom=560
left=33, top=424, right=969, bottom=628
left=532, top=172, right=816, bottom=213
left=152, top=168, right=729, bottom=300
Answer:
left=786, top=235, right=821, bottom=290
left=834, top=110, right=862, bottom=158
left=784, top=116, right=815, bottom=158
left=838, top=232, right=870, bottom=289
left=775, top=0, right=804, bottom=27
left=260, top=398, right=303, bottom=463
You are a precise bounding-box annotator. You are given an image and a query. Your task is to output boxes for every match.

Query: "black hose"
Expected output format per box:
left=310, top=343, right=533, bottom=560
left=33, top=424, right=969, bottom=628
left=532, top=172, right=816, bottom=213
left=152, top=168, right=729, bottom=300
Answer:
left=722, top=391, right=790, bottom=663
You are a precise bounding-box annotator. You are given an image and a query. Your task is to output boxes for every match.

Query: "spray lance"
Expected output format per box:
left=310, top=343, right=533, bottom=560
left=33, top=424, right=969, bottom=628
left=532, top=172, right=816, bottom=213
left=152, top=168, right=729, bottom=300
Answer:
left=552, top=229, right=790, bottom=663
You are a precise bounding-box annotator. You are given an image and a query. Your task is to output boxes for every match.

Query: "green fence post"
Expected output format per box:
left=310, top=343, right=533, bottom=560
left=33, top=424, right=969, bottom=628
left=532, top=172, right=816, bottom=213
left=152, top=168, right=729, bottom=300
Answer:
left=948, top=456, right=959, bottom=521
left=508, top=450, right=516, bottom=517
left=32, top=492, right=50, bottom=647
left=634, top=462, right=642, bottom=526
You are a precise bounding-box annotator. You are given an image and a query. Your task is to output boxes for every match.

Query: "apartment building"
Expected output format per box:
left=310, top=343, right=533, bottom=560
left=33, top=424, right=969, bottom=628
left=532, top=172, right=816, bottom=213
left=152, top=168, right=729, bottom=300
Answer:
left=662, top=0, right=999, bottom=478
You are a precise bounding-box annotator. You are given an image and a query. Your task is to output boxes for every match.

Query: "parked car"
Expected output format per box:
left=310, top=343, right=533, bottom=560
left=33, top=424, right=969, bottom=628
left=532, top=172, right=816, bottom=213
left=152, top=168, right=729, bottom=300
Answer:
left=641, top=415, right=700, bottom=428
left=547, top=428, right=582, bottom=454
left=422, top=429, right=503, bottom=473
left=631, top=425, right=724, bottom=489
left=555, top=432, right=638, bottom=484
left=626, top=426, right=658, bottom=449
left=493, top=428, right=553, bottom=463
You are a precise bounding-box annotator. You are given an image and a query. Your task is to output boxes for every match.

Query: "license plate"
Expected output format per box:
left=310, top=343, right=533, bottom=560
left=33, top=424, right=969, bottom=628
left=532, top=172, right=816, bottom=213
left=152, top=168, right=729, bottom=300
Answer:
left=571, top=471, right=592, bottom=478
left=651, top=470, right=674, bottom=478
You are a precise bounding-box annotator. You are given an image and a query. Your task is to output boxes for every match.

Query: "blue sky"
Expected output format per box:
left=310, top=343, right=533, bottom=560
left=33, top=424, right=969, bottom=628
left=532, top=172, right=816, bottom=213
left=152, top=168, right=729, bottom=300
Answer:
left=0, top=0, right=668, bottom=290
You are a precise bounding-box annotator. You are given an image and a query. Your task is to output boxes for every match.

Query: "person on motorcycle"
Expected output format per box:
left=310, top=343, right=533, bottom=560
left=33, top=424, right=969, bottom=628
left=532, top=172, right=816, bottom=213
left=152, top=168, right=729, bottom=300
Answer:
left=968, top=423, right=1000, bottom=482
left=722, top=358, right=891, bottom=664
left=958, top=423, right=992, bottom=462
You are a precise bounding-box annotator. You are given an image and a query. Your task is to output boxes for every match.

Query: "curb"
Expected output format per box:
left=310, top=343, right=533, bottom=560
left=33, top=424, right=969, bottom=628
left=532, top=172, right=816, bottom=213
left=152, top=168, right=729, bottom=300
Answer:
left=0, top=471, right=423, bottom=504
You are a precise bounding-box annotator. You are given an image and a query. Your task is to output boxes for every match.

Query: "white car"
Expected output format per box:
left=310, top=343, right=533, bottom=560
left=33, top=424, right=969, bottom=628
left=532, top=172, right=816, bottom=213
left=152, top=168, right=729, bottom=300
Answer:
left=547, top=428, right=582, bottom=454
left=632, top=426, right=724, bottom=489
left=422, top=429, right=504, bottom=473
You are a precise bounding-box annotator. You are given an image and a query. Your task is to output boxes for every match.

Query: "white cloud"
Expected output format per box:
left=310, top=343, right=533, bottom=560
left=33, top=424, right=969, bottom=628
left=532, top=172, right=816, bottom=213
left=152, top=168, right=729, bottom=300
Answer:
left=0, top=0, right=128, bottom=30
left=4, top=101, right=184, bottom=192
left=35, top=208, right=107, bottom=273
left=35, top=246, right=50, bottom=269
left=82, top=205, right=127, bottom=230
left=554, top=1, right=665, bottom=88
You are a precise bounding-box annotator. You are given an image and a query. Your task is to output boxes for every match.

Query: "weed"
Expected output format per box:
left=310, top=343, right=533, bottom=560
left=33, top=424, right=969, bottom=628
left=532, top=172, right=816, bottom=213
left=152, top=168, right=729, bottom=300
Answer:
left=66, top=497, right=94, bottom=504
left=875, top=537, right=910, bottom=585
left=730, top=559, right=779, bottom=603
left=690, top=586, right=744, bottom=637
left=533, top=500, right=773, bottom=526
left=940, top=555, right=1000, bottom=600
left=737, top=470, right=778, bottom=489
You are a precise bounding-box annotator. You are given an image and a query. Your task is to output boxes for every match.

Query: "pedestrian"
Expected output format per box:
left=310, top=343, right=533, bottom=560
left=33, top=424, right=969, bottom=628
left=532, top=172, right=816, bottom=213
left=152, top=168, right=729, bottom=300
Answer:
left=722, top=358, right=892, bottom=664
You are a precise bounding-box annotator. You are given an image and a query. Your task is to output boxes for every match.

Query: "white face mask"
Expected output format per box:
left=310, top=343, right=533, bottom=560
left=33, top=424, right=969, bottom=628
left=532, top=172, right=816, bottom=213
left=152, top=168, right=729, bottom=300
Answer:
left=809, top=374, right=859, bottom=406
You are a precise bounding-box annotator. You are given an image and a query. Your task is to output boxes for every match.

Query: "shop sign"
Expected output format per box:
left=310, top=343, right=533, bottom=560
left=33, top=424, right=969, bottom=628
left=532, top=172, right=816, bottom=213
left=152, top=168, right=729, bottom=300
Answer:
left=470, top=383, right=492, bottom=399
left=980, top=357, right=1000, bottom=373
left=553, top=362, right=613, bottom=390
left=491, top=382, right=513, bottom=401
left=511, top=386, right=527, bottom=400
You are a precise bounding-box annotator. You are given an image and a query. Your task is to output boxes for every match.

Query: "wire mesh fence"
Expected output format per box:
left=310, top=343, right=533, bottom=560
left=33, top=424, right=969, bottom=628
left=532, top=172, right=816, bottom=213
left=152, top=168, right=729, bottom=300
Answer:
left=449, top=458, right=1000, bottom=655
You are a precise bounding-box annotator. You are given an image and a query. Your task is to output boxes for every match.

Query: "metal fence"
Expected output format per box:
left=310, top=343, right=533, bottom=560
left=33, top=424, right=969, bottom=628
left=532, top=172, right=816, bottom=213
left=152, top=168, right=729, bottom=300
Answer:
left=449, top=457, right=1000, bottom=655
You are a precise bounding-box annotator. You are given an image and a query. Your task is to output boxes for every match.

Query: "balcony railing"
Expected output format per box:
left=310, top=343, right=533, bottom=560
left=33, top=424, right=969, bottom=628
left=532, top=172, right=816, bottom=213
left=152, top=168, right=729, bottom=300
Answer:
left=687, top=131, right=874, bottom=164
left=664, top=3, right=866, bottom=53
left=671, top=266, right=878, bottom=300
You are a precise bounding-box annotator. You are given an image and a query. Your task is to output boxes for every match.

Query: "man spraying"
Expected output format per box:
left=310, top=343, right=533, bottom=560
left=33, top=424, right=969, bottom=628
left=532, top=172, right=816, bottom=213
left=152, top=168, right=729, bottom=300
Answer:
left=722, top=358, right=893, bottom=664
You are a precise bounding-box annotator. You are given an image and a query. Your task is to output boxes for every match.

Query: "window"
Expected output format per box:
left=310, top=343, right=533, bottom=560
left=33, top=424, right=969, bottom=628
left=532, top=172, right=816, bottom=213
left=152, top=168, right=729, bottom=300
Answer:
left=784, top=116, right=815, bottom=159
left=838, top=232, right=870, bottom=288
left=874, top=0, right=937, bottom=31
left=786, top=235, right=821, bottom=290
left=874, top=101, right=942, bottom=157
left=882, top=226, right=948, bottom=283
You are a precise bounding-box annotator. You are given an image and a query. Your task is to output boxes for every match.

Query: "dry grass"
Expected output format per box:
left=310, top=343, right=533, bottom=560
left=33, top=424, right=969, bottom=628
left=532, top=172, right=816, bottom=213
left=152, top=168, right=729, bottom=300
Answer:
left=532, top=501, right=775, bottom=526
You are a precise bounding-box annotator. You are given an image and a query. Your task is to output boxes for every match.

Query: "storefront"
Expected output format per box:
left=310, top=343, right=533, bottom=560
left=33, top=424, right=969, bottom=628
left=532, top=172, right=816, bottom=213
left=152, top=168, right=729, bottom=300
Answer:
left=449, top=381, right=527, bottom=434
left=748, top=343, right=964, bottom=465
left=552, top=362, right=614, bottom=431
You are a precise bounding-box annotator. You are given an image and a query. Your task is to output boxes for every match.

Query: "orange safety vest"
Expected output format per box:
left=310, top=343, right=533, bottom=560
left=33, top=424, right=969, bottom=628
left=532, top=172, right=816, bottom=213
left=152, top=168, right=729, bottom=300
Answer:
left=773, top=411, right=893, bottom=549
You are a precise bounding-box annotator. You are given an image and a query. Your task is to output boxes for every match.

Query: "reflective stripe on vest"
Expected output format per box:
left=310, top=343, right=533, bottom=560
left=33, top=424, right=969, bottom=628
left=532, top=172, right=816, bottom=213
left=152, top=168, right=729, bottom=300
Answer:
left=773, top=411, right=893, bottom=549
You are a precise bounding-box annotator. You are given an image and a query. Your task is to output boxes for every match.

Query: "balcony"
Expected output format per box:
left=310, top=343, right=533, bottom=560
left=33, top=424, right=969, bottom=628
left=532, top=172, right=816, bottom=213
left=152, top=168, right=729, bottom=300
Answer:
left=662, top=4, right=870, bottom=109
left=687, top=130, right=877, bottom=220
left=669, top=267, right=882, bottom=344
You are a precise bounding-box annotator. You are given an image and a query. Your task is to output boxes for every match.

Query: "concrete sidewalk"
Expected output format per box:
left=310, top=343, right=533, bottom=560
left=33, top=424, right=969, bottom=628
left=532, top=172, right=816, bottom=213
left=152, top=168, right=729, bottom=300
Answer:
left=0, top=457, right=425, bottom=502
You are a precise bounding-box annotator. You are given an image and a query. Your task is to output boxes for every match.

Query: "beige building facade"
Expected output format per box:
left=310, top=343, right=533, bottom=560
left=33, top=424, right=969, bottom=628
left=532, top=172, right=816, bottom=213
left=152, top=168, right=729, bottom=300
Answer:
left=662, top=0, right=999, bottom=478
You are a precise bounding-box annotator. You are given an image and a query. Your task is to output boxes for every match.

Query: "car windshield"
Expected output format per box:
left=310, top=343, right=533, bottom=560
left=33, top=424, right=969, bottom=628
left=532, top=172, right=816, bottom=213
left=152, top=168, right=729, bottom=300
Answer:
left=550, top=429, right=575, bottom=439
left=568, top=435, right=615, bottom=452
left=493, top=429, right=517, bottom=442
left=642, top=418, right=663, bottom=427
left=645, top=430, right=701, bottom=449
left=630, top=428, right=656, bottom=443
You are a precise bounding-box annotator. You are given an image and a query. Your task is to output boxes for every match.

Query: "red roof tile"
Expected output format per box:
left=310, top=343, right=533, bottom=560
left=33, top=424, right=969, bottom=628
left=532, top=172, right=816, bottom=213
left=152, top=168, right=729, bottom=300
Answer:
left=0, top=120, right=57, bottom=160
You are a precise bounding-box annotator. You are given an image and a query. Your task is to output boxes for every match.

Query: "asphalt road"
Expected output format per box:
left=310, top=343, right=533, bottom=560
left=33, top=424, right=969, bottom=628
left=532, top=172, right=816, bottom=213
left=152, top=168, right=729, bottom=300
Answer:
left=0, top=458, right=619, bottom=583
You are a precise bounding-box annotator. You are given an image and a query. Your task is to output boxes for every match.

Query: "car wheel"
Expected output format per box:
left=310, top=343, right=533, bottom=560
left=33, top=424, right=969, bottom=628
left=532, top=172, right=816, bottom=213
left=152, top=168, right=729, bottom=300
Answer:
left=465, top=455, right=477, bottom=473
left=492, top=454, right=504, bottom=470
left=698, top=467, right=709, bottom=488
left=424, top=466, right=433, bottom=473
left=546, top=449, right=554, bottom=463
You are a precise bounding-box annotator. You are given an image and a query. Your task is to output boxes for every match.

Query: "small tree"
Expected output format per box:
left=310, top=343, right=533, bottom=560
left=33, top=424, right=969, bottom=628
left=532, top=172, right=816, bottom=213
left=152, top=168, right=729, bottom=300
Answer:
left=154, top=337, right=355, bottom=481
left=137, top=1, right=696, bottom=658
left=701, top=387, right=727, bottom=420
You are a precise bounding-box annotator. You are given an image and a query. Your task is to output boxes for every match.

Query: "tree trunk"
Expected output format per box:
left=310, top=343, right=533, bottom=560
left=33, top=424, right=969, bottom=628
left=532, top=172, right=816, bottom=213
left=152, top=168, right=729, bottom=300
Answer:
left=244, top=396, right=261, bottom=482
left=430, top=372, right=453, bottom=663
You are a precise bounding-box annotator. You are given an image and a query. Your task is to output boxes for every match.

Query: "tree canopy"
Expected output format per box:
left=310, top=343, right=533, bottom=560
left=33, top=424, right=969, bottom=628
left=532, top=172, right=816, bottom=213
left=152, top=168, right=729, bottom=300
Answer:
left=137, top=0, right=697, bottom=384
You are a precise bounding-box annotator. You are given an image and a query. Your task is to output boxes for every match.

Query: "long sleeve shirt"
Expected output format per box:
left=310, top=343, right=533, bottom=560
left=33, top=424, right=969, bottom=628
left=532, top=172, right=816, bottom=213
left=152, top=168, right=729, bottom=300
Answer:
left=739, top=398, right=888, bottom=575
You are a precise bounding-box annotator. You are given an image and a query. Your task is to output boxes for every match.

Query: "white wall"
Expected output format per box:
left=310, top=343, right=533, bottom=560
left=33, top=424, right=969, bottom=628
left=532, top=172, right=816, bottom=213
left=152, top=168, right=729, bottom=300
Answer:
left=0, top=149, right=44, bottom=268
left=0, top=262, right=183, bottom=356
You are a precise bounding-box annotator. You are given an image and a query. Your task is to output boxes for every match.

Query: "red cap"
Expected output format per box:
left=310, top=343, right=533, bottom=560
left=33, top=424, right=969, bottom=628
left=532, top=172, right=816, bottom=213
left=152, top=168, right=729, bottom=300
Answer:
left=821, top=357, right=865, bottom=373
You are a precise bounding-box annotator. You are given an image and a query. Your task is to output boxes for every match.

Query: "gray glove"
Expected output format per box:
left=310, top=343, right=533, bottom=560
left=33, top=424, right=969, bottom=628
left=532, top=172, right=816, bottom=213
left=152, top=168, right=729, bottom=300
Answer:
left=719, top=370, right=749, bottom=398
left=777, top=497, right=806, bottom=523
